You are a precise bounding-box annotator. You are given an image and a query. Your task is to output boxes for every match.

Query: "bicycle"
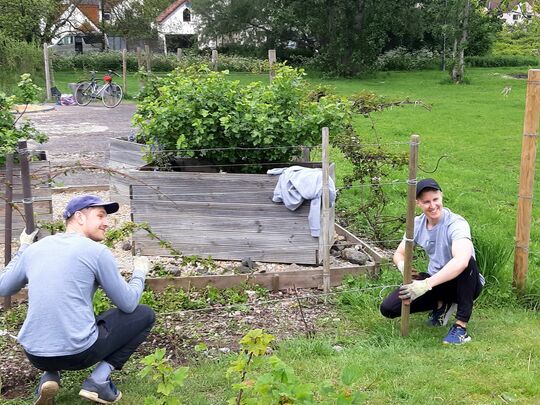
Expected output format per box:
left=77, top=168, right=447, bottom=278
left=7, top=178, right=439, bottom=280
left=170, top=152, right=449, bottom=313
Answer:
left=75, top=70, right=123, bottom=108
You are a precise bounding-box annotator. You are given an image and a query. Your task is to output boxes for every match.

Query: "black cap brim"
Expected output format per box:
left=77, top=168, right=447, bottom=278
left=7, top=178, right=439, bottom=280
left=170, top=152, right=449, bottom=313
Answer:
left=89, top=202, right=119, bottom=214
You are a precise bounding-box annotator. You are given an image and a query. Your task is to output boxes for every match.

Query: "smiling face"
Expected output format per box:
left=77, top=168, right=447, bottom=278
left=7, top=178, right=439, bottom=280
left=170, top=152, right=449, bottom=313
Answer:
left=68, top=206, right=110, bottom=241
left=416, top=189, right=444, bottom=226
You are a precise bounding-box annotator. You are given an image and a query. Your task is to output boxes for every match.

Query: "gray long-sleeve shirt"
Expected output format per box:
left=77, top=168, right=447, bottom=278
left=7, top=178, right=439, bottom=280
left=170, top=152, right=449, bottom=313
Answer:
left=0, top=232, right=145, bottom=356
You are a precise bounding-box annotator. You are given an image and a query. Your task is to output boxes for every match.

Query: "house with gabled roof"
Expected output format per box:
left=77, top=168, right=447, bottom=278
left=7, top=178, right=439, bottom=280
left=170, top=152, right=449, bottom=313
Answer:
left=155, top=0, right=198, bottom=53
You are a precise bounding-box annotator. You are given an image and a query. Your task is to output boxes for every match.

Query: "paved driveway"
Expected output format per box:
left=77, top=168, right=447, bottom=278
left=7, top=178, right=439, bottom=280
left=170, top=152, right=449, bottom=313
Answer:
left=24, top=103, right=138, bottom=186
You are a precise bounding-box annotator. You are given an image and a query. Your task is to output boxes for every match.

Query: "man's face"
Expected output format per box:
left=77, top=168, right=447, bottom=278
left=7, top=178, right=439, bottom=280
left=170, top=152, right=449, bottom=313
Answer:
left=416, top=189, right=443, bottom=223
left=76, top=207, right=109, bottom=241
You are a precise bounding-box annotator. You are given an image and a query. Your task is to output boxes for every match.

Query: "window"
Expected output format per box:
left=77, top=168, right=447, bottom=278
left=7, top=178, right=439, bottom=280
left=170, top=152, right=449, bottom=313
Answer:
left=183, top=8, right=191, bottom=22
left=513, top=13, right=519, bottom=20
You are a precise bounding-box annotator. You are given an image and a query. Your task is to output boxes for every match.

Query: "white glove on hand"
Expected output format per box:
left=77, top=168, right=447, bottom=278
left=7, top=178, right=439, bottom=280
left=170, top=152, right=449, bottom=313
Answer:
left=133, top=256, right=150, bottom=277
left=398, top=279, right=431, bottom=302
left=19, top=228, right=39, bottom=246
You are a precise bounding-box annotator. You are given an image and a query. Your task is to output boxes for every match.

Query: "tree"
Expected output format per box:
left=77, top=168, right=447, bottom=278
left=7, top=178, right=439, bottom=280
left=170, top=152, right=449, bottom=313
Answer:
left=107, top=0, right=172, bottom=40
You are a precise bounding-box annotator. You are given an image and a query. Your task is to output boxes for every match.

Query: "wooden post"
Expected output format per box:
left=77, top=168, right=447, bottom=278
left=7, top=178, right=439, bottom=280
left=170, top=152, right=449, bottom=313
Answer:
left=268, top=49, right=276, bottom=82
left=3, top=154, right=14, bottom=310
left=177, top=48, right=183, bottom=60
left=321, top=127, right=331, bottom=293
left=18, top=141, right=35, bottom=233
left=211, top=50, right=218, bottom=71
left=136, top=47, right=143, bottom=70
left=122, top=49, right=127, bottom=96
left=301, top=147, right=310, bottom=162
left=514, top=69, right=540, bottom=292
left=400, top=134, right=420, bottom=337
left=145, top=44, right=151, bottom=73
left=43, top=42, right=52, bottom=100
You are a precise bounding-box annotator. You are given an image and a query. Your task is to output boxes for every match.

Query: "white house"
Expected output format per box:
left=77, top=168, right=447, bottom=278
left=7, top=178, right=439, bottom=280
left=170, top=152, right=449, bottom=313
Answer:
left=155, top=0, right=198, bottom=54
left=486, top=1, right=537, bottom=25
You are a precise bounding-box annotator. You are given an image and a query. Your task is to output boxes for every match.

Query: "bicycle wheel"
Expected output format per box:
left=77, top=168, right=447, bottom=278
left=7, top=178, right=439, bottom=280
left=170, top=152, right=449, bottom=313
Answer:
left=75, top=82, right=93, bottom=106
left=102, top=83, right=123, bottom=108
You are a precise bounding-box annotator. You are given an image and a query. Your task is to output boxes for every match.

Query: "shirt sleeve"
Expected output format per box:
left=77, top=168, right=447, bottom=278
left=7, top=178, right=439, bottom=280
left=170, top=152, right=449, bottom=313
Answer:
left=94, top=248, right=144, bottom=313
left=0, top=245, right=29, bottom=296
left=447, top=216, right=471, bottom=243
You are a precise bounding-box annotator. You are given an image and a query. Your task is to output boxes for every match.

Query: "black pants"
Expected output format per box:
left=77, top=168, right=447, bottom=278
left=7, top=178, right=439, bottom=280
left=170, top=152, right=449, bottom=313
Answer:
left=380, top=258, right=483, bottom=323
left=25, top=305, right=155, bottom=372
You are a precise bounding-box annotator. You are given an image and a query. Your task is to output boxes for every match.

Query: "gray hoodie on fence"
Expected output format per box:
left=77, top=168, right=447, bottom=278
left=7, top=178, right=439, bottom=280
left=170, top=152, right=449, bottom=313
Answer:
left=267, top=166, right=336, bottom=237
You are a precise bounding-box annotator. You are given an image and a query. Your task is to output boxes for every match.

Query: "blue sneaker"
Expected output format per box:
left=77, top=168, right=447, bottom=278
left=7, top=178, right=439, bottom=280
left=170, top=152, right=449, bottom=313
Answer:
left=426, top=303, right=457, bottom=327
left=79, top=377, right=122, bottom=404
left=443, top=324, right=471, bottom=345
left=34, top=372, right=60, bottom=405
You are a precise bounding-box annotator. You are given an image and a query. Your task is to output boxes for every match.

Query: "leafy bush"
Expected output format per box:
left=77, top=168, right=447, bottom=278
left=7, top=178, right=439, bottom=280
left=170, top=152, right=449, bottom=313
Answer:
left=492, top=22, right=540, bottom=57
left=465, top=55, right=539, bottom=67
left=0, top=33, right=42, bottom=74
left=133, top=64, right=352, bottom=173
left=376, top=47, right=440, bottom=71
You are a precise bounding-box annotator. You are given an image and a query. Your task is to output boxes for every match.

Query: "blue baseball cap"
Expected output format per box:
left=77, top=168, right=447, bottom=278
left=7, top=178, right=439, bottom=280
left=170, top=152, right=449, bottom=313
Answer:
left=63, top=195, right=119, bottom=219
left=416, top=178, right=442, bottom=198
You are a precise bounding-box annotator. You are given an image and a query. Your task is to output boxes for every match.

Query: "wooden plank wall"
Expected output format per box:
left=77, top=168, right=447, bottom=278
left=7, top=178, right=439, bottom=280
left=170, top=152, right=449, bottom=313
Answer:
left=0, top=160, right=53, bottom=243
left=108, top=138, right=146, bottom=204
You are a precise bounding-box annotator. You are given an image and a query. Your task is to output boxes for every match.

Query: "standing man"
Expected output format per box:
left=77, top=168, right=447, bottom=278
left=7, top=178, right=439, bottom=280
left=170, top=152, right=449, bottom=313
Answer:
left=0, top=195, right=154, bottom=404
left=380, top=179, right=484, bottom=344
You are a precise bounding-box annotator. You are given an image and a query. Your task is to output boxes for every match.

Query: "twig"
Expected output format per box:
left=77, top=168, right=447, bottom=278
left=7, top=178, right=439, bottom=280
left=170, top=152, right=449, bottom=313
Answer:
left=293, top=284, right=315, bottom=339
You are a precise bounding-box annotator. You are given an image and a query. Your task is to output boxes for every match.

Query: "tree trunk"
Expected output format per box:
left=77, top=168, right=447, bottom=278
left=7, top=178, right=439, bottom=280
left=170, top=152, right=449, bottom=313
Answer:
left=451, top=0, right=470, bottom=83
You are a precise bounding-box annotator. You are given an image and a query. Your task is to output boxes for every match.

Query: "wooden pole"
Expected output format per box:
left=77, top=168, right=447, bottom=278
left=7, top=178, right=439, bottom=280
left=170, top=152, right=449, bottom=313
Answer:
left=145, top=44, right=151, bottom=73
left=514, top=69, right=540, bottom=292
left=177, top=48, right=183, bottom=60
left=321, top=127, right=331, bottom=293
left=122, top=49, right=127, bottom=96
left=3, top=154, right=14, bottom=310
left=268, top=49, right=276, bottom=82
left=211, top=50, right=218, bottom=71
left=18, top=141, right=35, bottom=233
left=136, top=46, right=142, bottom=70
left=400, top=134, right=420, bottom=337
left=43, top=42, right=52, bottom=100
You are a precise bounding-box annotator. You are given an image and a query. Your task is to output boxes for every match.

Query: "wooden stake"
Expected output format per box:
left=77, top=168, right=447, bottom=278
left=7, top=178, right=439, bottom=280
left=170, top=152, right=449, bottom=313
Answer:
left=43, top=43, right=52, bottom=100
left=268, top=49, right=276, bottom=82
left=3, top=154, right=14, bottom=310
left=177, top=48, right=183, bottom=60
left=136, top=46, right=142, bottom=70
left=321, top=127, right=331, bottom=293
left=145, top=45, right=151, bottom=73
left=514, top=69, right=540, bottom=292
left=400, top=134, right=420, bottom=337
left=122, top=48, right=127, bottom=96
left=211, top=50, right=218, bottom=71
left=18, top=141, right=35, bottom=233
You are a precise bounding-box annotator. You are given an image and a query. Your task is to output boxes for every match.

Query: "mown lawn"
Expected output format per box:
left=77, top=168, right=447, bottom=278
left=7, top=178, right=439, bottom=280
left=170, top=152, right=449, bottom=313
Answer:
left=3, top=67, right=540, bottom=404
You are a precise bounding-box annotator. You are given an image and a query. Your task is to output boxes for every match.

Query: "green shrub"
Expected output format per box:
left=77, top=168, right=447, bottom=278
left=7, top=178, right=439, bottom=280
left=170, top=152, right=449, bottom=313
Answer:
left=465, top=55, right=539, bottom=67
left=376, top=47, right=440, bottom=71
left=133, top=64, right=352, bottom=173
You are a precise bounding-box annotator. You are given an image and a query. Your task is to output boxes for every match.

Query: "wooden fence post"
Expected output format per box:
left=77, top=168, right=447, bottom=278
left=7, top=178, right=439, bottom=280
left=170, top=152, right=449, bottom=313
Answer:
left=136, top=47, right=143, bottom=70
left=43, top=43, right=52, bottom=100
left=3, top=154, right=14, bottom=310
left=268, top=49, right=276, bottom=82
left=18, top=141, right=35, bottom=233
left=322, top=127, right=331, bottom=293
left=145, top=44, right=152, bottom=73
left=122, top=49, right=127, bottom=96
left=177, top=48, right=183, bottom=60
left=514, top=69, right=540, bottom=292
left=400, top=134, right=420, bottom=337
left=211, top=50, right=218, bottom=71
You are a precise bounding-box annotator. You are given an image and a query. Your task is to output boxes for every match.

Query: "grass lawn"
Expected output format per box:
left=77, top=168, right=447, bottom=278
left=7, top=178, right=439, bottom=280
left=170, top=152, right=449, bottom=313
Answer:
left=3, top=66, right=540, bottom=403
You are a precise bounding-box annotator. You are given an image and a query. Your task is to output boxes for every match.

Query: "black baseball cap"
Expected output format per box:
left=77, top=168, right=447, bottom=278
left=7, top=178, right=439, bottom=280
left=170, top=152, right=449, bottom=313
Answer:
left=63, top=195, right=119, bottom=219
left=416, top=178, right=442, bottom=198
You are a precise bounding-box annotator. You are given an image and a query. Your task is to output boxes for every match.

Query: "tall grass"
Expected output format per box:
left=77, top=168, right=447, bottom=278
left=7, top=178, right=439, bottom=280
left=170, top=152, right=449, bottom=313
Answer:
left=0, top=33, right=43, bottom=94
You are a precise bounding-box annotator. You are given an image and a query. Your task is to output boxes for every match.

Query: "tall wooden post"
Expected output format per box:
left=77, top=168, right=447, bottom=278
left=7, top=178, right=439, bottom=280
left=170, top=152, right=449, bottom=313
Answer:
left=18, top=141, right=35, bottom=233
left=400, top=134, right=420, bottom=337
left=3, top=154, right=14, bottom=310
left=43, top=43, right=52, bottom=100
left=136, top=47, right=143, bottom=70
left=514, top=69, right=540, bottom=292
left=211, top=50, right=218, bottom=71
left=177, top=48, right=183, bottom=60
left=321, top=127, right=331, bottom=293
left=145, top=45, right=151, bottom=73
left=268, top=49, right=276, bottom=82
left=122, top=49, right=127, bottom=96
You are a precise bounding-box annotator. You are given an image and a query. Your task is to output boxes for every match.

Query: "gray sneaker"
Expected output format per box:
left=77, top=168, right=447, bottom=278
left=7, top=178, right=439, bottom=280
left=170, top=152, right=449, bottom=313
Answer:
left=79, top=377, right=122, bottom=404
left=34, top=372, right=60, bottom=405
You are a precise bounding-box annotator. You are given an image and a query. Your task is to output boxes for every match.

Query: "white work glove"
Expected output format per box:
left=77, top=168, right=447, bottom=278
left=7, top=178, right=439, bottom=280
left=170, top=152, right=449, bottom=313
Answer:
left=133, top=256, right=150, bottom=277
left=398, top=279, right=432, bottom=302
left=19, top=228, right=39, bottom=246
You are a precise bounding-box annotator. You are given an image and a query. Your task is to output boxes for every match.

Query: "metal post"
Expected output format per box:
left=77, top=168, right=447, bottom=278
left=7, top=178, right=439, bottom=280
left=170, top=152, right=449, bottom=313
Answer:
left=400, top=134, right=420, bottom=337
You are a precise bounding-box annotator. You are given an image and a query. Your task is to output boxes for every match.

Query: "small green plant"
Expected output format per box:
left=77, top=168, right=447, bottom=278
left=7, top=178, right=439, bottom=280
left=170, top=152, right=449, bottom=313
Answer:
left=139, top=348, right=189, bottom=405
left=37, top=219, right=65, bottom=235
left=92, top=289, right=112, bottom=315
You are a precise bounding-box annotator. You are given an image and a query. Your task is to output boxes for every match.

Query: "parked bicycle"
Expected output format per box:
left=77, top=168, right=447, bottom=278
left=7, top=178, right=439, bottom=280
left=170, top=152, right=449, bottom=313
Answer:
left=75, top=70, right=123, bottom=108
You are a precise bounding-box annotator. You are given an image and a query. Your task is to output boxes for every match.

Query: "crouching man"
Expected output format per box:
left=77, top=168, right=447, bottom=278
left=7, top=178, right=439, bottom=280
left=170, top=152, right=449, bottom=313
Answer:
left=380, top=179, right=484, bottom=344
left=0, top=195, right=155, bottom=404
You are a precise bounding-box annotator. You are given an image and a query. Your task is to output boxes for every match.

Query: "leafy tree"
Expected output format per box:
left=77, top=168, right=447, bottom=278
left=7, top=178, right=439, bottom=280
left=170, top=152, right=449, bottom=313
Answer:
left=107, top=0, right=172, bottom=40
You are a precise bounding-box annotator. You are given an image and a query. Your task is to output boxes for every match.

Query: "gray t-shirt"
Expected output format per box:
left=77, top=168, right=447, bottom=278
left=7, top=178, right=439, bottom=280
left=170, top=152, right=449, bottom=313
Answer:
left=412, top=207, right=476, bottom=276
left=0, top=233, right=146, bottom=356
